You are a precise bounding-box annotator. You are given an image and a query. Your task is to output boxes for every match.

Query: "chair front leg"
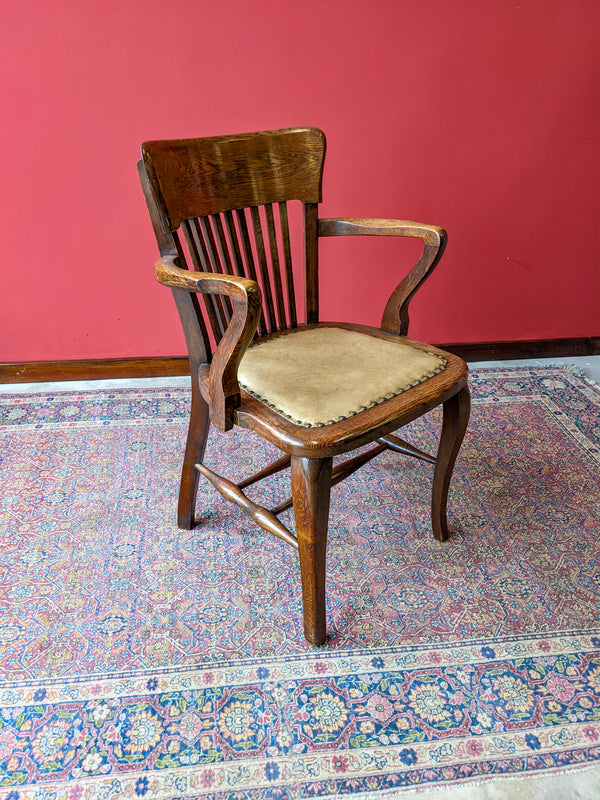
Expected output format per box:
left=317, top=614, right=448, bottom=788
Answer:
left=291, top=456, right=333, bottom=646
left=431, top=386, right=471, bottom=542
left=178, top=382, right=210, bottom=530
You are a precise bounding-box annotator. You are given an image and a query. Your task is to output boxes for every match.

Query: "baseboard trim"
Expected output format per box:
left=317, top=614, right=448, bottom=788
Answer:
left=440, top=337, right=600, bottom=363
left=0, top=356, right=191, bottom=383
left=1, top=337, right=599, bottom=384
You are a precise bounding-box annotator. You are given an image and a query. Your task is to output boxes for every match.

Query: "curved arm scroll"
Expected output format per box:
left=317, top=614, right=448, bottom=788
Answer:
left=318, top=217, right=447, bottom=336
left=154, top=257, right=262, bottom=431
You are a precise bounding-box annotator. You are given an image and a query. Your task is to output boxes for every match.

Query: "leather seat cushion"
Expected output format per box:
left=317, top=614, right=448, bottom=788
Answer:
left=238, top=327, right=446, bottom=428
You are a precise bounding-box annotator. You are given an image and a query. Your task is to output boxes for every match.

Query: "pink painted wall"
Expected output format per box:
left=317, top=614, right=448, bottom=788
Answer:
left=3, top=0, right=599, bottom=362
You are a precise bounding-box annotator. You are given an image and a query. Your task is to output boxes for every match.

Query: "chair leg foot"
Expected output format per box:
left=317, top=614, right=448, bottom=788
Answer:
left=291, top=456, right=333, bottom=646
left=177, top=387, right=210, bottom=530
left=431, top=385, right=471, bottom=542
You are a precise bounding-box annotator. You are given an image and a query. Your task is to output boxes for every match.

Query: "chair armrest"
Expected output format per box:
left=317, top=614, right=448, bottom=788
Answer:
left=318, top=217, right=447, bottom=336
left=154, top=256, right=262, bottom=431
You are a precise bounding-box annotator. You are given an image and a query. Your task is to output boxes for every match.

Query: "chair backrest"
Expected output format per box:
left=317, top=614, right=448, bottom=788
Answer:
left=139, top=127, right=326, bottom=359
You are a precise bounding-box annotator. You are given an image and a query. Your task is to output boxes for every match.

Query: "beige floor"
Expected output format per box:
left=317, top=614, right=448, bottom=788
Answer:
left=332, top=762, right=600, bottom=799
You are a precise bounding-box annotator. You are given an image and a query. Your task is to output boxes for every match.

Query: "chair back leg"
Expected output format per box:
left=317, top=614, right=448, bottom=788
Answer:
left=178, top=384, right=210, bottom=529
left=291, top=455, right=333, bottom=645
left=431, top=386, right=471, bottom=542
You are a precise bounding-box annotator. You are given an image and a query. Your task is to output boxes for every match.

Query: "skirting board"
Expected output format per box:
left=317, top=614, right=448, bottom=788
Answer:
left=1, top=337, right=599, bottom=384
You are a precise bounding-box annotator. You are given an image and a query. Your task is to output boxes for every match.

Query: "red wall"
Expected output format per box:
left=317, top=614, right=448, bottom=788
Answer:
left=3, top=0, right=599, bottom=362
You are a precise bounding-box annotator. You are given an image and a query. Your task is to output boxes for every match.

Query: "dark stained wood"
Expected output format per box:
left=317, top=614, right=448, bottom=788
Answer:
left=304, top=203, right=320, bottom=324
left=137, top=158, right=177, bottom=257
left=431, top=386, right=471, bottom=542
left=330, top=443, right=387, bottom=486
left=197, top=217, right=230, bottom=326
left=196, top=462, right=299, bottom=549
left=222, top=211, right=245, bottom=277
left=318, top=217, right=445, bottom=245
left=250, top=206, right=277, bottom=331
left=265, top=204, right=287, bottom=328
left=211, top=214, right=235, bottom=276
left=139, top=158, right=212, bottom=364
left=138, top=126, right=471, bottom=646
left=270, top=443, right=387, bottom=516
left=235, top=208, right=266, bottom=336
left=0, top=356, right=190, bottom=383
left=291, top=456, right=333, bottom=646
left=439, top=337, right=600, bottom=361
left=278, top=201, right=297, bottom=328
left=318, top=218, right=447, bottom=337
left=142, top=127, right=325, bottom=229
left=378, top=433, right=436, bottom=464
left=238, top=453, right=291, bottom=489
left=178, top=383, right=210, bottom=529
left=181, top=219, right=227, bottom=343
left=154, top=258, right=262, bottom=431
left=203, top=216, right=234, bottom=328
left=269, top=495, right=294, bottom=516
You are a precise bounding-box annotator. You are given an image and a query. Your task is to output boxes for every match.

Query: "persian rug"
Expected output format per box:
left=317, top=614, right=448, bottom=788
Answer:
left=1, top=365, right=599, bottom=800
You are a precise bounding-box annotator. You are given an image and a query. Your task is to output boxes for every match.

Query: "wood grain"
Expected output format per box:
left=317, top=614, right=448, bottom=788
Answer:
left=142, top=127, right=325, bottom=229
left=431, top=386, right=471, bottom=542
left=318, top=217, right=447, bottom=337
left=291, top=456, right=333, bottom=646
left=196, top=463, right=299, bottom=550
left=154, top=258, right=262, bottom=431
left=137, top=126, right=472, bottom=646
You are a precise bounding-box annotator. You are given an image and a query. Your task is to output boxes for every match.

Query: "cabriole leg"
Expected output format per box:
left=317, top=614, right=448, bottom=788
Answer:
left=291, top=456, right=333, bottom=646
left=431, top=385, right=471, bottom=542
left=177, top=383, right=210, bottom=530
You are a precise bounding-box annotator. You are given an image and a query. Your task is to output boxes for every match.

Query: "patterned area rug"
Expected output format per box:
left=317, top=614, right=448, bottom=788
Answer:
left=1, top=366, right=599, bottom=799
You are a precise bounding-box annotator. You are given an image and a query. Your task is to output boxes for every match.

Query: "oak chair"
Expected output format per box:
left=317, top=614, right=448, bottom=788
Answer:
left=138, top=127, right=470, bottom=646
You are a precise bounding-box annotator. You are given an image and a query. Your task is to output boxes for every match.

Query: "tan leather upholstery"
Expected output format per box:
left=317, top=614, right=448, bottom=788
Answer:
left=238, top=327, right=446, bottom=427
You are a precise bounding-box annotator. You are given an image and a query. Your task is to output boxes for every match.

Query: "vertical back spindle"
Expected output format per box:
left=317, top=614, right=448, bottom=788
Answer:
left=250, top=206, right=277, bottom=332
left=278, top=201, right=297, bottom=328
left=265, top=204, right=287, bottom=329
left=223, top=210, right=245, bottom=278
left=304, top=202, right=319, bottom=324
left=235, top=208, right=266, bottom=336
left=199, top=217, right=233, bottom=325
left=170, top=228, right=211, bottom=359
left=181, top=219, right=227, bottom=343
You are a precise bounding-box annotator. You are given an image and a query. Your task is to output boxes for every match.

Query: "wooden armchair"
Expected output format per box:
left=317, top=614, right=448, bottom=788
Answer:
left=138, top=127, right=470, bottom=646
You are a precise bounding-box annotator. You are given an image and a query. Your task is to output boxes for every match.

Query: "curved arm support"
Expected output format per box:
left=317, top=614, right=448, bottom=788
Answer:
left=154, top=256, right=262, bottom=431
left=318, top=217, right=447, bottom=336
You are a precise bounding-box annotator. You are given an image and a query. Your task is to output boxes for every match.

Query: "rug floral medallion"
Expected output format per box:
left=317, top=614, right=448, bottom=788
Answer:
left=0, top=366, right=599, bottom=799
